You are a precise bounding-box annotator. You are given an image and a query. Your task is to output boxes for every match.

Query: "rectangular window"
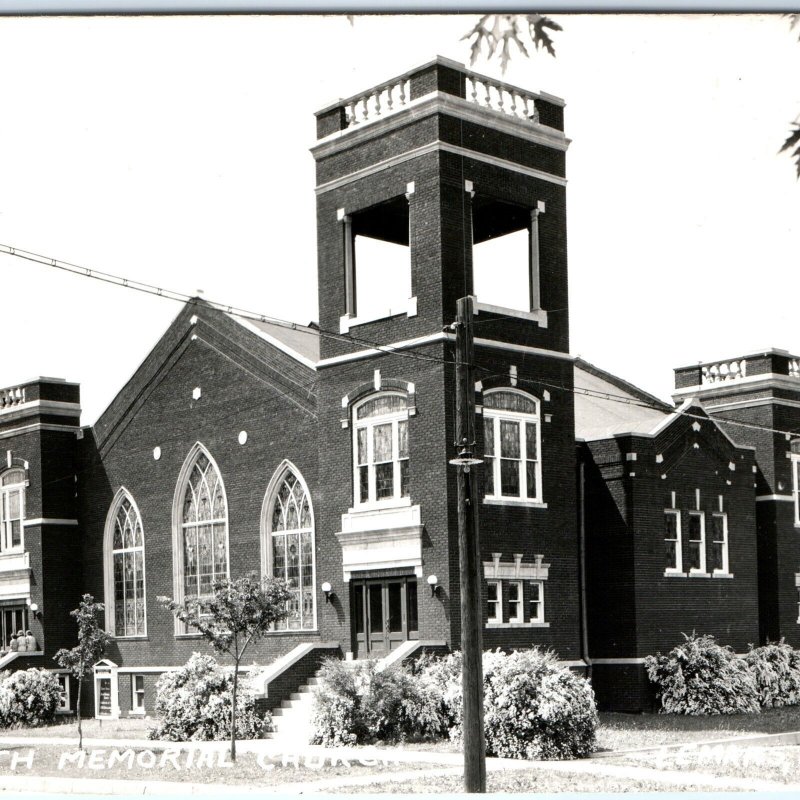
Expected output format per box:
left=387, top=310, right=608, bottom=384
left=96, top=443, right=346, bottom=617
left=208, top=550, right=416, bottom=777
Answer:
left=472, top=198, right=537, bottom=313
left=346, top=196, right=411, bottom=324
left=56, top=674, right=70, bottom=712
left=711, top=513, right=729, bottom=574
left=0, top=479, right=25, bottom=554
left=483, top=417, right=495, bottom=496
left=508, top=581, right=523, bottom=623
left=487, top=581, right=501, bottom=623
left=688, top=512, right=706, bottom=573
left=664, top=509, right=682, bottom=573
left=131, top=675, right=145, bottom=714
left=529, top=581, right=544, bottom=623
left=499, top=419, right=521, bottom=496
left=794, top=457, right=800, bottom=526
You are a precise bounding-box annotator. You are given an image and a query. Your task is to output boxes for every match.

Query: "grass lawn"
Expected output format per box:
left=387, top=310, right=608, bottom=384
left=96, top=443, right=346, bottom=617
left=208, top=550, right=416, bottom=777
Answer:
left=0, top=743, right=437, bottom=786
left=0, top=717, right=151, bottom=740
left=328, top=768, right=703, bottom=794
left=596, top=707, right=800, bottom=752
left=607, top=744, right=800, bottom=785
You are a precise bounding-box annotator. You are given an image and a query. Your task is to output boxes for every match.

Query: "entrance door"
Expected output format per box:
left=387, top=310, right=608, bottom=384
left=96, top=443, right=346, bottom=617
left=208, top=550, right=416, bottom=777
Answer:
left=1, top=607, right=27, bottom=651
left=352, top=577, right=418, bottom=658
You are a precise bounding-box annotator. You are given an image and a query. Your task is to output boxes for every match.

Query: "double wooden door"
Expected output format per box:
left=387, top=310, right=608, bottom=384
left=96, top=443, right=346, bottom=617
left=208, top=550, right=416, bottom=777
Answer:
left=352, top=577, right=418, bottom=658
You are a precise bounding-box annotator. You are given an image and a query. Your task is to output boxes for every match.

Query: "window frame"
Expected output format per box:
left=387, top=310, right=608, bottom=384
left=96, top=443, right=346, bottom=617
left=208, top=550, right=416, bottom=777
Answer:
left=664, top=508, right=683, bottom=575
left=56, top=673, right=71, bottom=714
left=508, top=580, right=524, bottom=624
left=131, top=674, right=145, bottom=715
left=529, top=581, right=545, bottom=623
left=711, top=512, right=729, bottom=575
left=487, top=580, right=502, bottom=624
left=261, top=462, right=317, bottom=633
left=171, top=444, right=230, bottom=637
left=0, top=469, right=26, bottom=555
left=482, top=389, right=543, bottom=505
left=103, top=489, right=147, bottom=638
left=793, top=455, right=800, bottom=527
left=351, top=393, right=410, bottom=510
left=687, top=511, right=707, bottom=574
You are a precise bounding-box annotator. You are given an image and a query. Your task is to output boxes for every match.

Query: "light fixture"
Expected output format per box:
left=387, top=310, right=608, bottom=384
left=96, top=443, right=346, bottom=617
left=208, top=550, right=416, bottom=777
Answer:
left=321, top=582, right=333, bottom=603
left=449, top=438, right=483, bottom=474
left=427, top=574, right=439, bottom=597
left=29, top=603, right=40, bottom=620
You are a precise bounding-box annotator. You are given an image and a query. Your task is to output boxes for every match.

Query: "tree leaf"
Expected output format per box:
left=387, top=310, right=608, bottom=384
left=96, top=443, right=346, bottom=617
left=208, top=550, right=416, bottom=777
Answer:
left=780, top=124, right=800, bottom=179
left=462, top=14, right=560, bottom=73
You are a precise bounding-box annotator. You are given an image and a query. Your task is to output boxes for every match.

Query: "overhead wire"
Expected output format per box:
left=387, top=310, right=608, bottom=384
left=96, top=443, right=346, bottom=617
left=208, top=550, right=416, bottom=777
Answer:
left=3, top=241, right=800, bottom=442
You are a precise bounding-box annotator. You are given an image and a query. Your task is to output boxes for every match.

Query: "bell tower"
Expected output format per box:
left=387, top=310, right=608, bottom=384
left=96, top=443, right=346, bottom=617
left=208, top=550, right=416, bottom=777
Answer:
left=311, top=56, right=570, bottom=360
left=312, top=59, right=581, bottom=665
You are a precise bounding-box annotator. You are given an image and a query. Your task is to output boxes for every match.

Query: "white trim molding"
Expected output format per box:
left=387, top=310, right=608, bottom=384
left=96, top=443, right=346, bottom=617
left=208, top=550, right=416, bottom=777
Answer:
left=22, top=518, right=79, bottom=527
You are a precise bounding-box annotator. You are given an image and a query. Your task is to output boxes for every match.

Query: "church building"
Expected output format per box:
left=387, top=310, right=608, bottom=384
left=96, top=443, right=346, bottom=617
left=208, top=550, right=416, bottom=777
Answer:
left=0, top=58, right=786, bottom=717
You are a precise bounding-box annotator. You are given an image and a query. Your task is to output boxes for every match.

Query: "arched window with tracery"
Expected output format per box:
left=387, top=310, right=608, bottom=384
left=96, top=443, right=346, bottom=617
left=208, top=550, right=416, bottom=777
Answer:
left=0, top=469, right=25, bottom=554
left=180, top=450, right=229, bottom=603
left=104, top=492, right=146, bottom=636
left=264, top=466, right=315, bottom=631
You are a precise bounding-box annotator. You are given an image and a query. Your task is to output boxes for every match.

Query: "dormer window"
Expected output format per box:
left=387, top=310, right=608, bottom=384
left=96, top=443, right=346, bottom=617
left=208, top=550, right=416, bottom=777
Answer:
left=0, top=470, right=25, bottom=554
left=353, top=393, right=410, bottom=508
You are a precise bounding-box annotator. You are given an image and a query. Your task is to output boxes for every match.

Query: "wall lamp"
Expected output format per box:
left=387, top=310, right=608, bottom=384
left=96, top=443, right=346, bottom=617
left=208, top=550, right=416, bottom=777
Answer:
left=321, top=582, right=334, bottom=604
left=28, top=602, right=41, bottom=620
left=427, top=575, right=440, bottom=597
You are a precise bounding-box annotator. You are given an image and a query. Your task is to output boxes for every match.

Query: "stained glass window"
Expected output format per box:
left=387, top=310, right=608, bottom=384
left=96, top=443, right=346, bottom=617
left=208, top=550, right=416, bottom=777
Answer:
left=270, top=471, right=314, bottom=631
left=181, top=453, right=228, bottom=606
left=483, top=390, right=541, bottom=502
left=112, top=496, right=146, bottom=636
left=353, top=393, right=410, bottom=506
left=0, top=470, right=25, bottom=554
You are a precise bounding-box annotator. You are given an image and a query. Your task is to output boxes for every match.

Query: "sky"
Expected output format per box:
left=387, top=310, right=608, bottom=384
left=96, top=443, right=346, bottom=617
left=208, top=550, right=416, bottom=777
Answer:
left=1, top=13, right=799, bottom=424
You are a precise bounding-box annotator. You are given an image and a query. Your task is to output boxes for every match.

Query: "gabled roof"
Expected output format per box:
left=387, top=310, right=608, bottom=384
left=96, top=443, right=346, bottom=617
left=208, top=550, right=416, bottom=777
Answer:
left=229, top=316, right=320, bottom=367
left=575, top=358, right=674, bottom=441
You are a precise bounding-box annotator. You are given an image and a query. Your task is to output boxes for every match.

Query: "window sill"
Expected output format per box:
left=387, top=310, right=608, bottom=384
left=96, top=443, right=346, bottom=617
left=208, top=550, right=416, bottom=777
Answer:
left=175, top=633, right=203, bottom=639
left=348, top=497, right=412, bottom=515
left=483, top=497, right=547, bottom=509
left=712, top=572, right=734, bottom=579
left=486, top=621, right=550, bottom=629
left=111, top=636, right=149, bottom=641
left=474, top=301, right=548, bottom=329
left=129, top=710, right=146, bottom=717
left=664, top=571, right=687, bottom=578
left=339, top=297, right=418, bottom=333
left=688, top=571, right=710, bottom=578
left=264, top=628, right=319, bottom=636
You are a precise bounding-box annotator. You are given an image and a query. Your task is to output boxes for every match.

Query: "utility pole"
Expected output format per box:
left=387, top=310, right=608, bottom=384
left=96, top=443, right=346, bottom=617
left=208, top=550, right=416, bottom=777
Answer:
left=450, top=295, right=486, bottom=793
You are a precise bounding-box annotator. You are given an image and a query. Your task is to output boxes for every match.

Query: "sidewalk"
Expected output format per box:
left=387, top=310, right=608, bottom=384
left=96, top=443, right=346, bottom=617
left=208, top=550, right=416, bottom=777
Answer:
left=0, top=731, right=797, bottom=795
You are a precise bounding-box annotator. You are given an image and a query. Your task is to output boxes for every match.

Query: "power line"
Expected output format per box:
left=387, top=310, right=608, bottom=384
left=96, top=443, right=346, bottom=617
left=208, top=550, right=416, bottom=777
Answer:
left=4, top=241, right=800, bottom=442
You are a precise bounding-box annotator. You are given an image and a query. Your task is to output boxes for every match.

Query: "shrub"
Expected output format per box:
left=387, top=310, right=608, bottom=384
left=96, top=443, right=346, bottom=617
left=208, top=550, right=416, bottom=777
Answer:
left=645, top=633, right=760, bottom=715
left=312, top=656, right=449, bottom=745
left=311, top=658, right=363, bottom=746
left=0, top=669, right=61, bottom=727
left=744, top=640, right=800, bottom=708
left=148, top=653, right=267, bottom=741
left=313, top=649, right=597, bottom=759
left=479, top=649, right=597, bottom=760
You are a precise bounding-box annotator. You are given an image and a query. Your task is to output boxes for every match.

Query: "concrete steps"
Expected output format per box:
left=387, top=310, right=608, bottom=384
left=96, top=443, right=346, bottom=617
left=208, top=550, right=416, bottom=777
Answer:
left=263, top=676, right=319, bottom=744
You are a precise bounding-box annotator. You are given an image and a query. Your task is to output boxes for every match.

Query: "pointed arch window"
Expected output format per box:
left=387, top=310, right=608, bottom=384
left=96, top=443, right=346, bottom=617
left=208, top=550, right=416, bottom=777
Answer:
left=264, top=467, right=315, bottom=631
left=0, top=470, right=25, bottom=554
left=104, top=490, right=146, bottom=637
left=180, top=451, right=229, bottom=603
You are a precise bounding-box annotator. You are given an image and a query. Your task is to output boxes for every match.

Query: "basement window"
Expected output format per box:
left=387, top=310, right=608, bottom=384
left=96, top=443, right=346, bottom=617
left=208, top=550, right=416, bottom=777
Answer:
left=472, top=197, right=541, bottom=314
left=342, top=196, right=413, bottom=329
